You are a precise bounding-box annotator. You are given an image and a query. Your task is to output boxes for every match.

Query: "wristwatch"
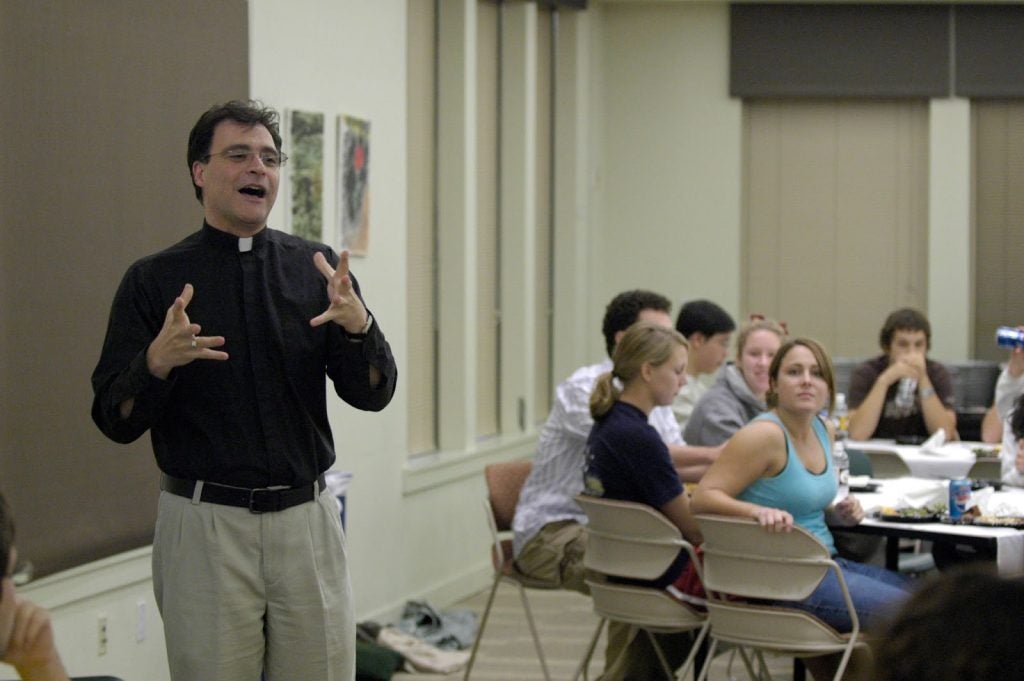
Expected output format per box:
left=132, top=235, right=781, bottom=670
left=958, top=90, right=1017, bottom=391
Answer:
left=919, top=385, right=936, bottom=400
left=345, top=313, right=373, bottom=341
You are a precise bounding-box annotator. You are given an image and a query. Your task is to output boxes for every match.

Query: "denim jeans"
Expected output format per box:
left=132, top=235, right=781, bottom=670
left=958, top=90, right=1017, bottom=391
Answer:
left=779, top=557, right=913, bottom=633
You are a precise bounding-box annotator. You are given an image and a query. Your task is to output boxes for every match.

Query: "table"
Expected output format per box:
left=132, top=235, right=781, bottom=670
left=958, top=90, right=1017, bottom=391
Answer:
left=834, top=517, right=1023, bottom=575
left=834, top=480, right=1024, bottom=575
left=846, top=439, right=979, bottom=479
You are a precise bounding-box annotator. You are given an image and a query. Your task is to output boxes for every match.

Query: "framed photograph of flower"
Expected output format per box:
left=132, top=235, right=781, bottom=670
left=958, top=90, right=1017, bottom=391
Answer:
left=337, top=114, right=370, bottom=256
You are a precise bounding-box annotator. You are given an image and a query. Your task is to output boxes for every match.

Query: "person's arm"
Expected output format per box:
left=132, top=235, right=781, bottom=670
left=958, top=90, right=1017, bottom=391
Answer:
left=981, top=404, right=1003, bottom=444
left=995, top=350, right=1024, bottom=420
left=919, top=361, right=957, bottom=438
left=667, top=443, right=722, bottom=483
left=659, top=492, right=703, bottom=545
left=848, top=360, right=910, bottom=440
left=316, top=251, right=398, bottom=410
left=0, top=594, right=69, bottom=681
left=91, top=270, right=204, bottom=442
left=691, top=422, right=793, bottom=532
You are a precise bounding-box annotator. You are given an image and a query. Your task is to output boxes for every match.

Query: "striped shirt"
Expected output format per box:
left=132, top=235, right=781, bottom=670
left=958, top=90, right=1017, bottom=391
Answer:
left=511, top=359, right=684, bottom=557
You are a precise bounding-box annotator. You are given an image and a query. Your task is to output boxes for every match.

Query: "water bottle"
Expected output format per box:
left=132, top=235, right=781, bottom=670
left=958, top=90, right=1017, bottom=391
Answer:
left=894, top=377, right=917, bottom=409
left=833, top=439, right=850, bottom=502
left=996, top=326, right=1024, bottom=349
left=833, top=392, right=849, bottom=437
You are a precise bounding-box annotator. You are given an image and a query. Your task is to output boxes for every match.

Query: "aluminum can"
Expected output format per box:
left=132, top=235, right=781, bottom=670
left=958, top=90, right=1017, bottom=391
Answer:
left=996, top=326, right=1024, bottom=349
left=894, top=377, right=917, bottom=409
left=948, top=479, right=971, bottom=519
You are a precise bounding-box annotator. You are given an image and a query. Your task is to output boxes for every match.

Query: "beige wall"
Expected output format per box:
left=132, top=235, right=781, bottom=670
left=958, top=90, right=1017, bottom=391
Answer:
left=587, top=2, right=743, bottom=360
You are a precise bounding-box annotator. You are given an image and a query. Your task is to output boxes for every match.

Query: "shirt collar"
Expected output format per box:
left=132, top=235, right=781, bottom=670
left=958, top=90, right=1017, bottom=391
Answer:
left=201, top=221, right=269, bottom=252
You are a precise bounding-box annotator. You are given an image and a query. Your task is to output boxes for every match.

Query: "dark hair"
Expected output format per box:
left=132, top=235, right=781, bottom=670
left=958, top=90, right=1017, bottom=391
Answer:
left=601, top=290, right=672, bottom=357
left=1011, top=392, right=1024, bottom=441
left=766, top=337, right=836, bottom=413
left=675, top=299, right=735, bottom=340
left=879, top=307, right=931, bottom=351
left=0, top=491, right=13, bottom=581
left=590, top=322, right=688, bottom=420
left=873, top=571, right=1024, bottom=681
left=187, top=99, right=283, bottom=203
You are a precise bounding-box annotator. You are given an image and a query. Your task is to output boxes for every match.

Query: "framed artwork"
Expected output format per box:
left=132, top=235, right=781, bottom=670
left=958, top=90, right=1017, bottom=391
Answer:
left=285, top=109, right=324, bottom=243
left=337, top=114, right=370, bottom=255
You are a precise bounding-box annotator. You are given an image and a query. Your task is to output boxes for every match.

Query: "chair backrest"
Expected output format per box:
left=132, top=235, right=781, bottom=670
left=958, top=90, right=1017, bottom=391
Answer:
left=484, top=459, right=533, bottom=532
left=846, top=448, right=873, bottom=477
left=863, top=449, right=911, bottom=478
left=576, top=494, right=691, bottom=581
left=968, top=457, right=1002, bottom=481
left=696, top=514, right=832, bottom=602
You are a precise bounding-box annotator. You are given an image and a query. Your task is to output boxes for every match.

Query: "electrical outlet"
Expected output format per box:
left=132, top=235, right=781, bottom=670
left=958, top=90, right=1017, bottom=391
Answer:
left=97, top=614, right=108, bottom=656
left=136, top=600, right=146, bottom=643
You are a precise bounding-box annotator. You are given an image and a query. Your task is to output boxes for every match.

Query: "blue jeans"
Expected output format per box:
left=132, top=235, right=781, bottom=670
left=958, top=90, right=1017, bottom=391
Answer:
left=779, top=557, right=913, bottom=633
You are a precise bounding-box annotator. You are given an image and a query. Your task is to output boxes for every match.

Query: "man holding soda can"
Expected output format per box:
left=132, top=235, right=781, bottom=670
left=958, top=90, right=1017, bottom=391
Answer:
left=847, top=308, right=957, bottom=441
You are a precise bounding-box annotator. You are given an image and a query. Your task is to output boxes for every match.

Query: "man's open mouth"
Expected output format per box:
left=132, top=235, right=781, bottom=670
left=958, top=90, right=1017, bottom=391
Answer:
left=239, top=186, right=266, bottom=198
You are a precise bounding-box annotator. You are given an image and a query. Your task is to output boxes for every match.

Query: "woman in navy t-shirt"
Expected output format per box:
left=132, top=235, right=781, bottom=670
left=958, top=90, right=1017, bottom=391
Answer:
left=583, top=320, right=703, bottom=588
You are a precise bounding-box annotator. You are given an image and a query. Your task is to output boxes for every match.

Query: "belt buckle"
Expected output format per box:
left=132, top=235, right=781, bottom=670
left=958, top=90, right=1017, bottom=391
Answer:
left=248, top=488, right=276, bottom=514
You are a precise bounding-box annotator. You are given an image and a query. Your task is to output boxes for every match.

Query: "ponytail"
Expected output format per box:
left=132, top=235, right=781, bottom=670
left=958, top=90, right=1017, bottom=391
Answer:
left=589, top=372, right=620, bottom=420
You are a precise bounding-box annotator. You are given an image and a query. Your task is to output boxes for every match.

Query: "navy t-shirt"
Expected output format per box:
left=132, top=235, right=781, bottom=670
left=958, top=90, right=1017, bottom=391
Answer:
left=583, top=400, right=687, bottom=587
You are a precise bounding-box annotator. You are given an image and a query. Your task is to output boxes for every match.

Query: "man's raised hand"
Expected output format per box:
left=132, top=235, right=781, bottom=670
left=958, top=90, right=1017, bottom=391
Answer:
left=310, top=250, right=368, bottom=333
left=146, top=284, right=228, bottom=380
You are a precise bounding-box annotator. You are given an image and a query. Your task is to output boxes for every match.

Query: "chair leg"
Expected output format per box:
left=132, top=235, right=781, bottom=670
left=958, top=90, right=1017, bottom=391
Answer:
left=675, top=623, right=710, bottom=681
left=831, top=642, right=857, bottom=681
left=695, top=637, right=719, bottom=681
left=462, top=575, right=501, bottom=681
left=572, top=618, right=606, bottom=681
left=516, top=582, right=552, bottom=681
left=645, top=630, right=676, bottom=681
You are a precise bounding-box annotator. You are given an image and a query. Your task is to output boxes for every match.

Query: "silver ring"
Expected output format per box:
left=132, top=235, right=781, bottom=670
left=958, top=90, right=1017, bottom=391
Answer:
left=191, top=336, right=198, bottom=350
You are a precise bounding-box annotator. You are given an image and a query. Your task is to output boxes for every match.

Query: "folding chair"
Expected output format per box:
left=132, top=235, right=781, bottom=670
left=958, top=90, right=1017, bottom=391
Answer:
left=862, top=449, right=911, bottom=478
left=573, top=495, right=710, bottom=681
left=696, top=515, right=869, bottom=681
left=968, top=457, right=1001, bottom=481
left=463, top=460, right=556, bottom=681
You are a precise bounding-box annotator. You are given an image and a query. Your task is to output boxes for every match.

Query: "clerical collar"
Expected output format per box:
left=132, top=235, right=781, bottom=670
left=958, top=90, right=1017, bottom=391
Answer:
left=201, top=221, right=268, bottom=252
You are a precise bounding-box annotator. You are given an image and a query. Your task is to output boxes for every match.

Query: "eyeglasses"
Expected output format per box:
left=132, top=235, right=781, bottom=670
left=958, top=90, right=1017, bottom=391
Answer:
left=202, top=148, right=288, bottom=168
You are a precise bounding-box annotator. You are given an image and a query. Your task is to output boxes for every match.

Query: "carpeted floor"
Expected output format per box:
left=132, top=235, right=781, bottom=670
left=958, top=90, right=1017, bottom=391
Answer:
left=391, top=584, right=796, bottom=680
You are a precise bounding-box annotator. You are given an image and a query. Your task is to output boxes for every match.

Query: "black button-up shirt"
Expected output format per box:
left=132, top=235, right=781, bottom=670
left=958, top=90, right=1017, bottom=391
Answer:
left=92, top=223, right=397, bottom=488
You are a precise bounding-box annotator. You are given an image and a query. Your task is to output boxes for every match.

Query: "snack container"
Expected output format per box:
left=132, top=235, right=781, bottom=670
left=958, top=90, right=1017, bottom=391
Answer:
left=948, top=478, right=972, bottom=519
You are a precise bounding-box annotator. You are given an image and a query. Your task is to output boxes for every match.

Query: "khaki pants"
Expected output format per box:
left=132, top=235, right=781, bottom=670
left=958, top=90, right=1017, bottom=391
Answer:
left=153, top=488, right=353, bottom=681
left=514, top=520, right=589, bottom=593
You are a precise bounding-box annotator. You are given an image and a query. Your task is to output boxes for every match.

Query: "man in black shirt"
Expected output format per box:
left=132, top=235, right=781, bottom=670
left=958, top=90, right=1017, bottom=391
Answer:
left=91, top=100, right=397, bottom=681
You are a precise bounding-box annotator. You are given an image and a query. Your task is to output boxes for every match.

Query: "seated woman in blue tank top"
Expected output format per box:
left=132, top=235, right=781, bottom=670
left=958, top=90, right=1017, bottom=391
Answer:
left=692, top=338, right=912, bottom=680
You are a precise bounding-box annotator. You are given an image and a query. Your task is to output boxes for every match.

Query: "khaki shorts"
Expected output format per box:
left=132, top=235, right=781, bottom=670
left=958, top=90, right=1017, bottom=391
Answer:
left=514, top=519, right=589, bottom=594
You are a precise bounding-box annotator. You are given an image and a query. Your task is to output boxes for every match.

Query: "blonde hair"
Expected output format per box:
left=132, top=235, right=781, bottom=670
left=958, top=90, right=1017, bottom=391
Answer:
left=736, top=316, right=788, bottom=358
left=590, top=321, right=688, bottom=420
left=765, top=337, right=836, bottom=413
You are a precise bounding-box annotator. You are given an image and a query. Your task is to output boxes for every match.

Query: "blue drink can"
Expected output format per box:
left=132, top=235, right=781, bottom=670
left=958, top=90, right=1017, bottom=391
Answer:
left=948, top=479, right=971, bottom=519
left=996, top=326, right=1024, bottom=349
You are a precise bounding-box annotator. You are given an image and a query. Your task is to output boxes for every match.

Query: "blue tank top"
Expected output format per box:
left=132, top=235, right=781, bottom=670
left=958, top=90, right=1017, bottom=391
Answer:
left=738, top=412, right=838, bottom=554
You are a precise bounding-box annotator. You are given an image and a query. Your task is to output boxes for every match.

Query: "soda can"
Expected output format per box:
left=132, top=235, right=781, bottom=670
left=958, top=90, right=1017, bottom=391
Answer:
left=948, top=479, right=972, bottom=519
left=996, top=326, right=1024, bottom=349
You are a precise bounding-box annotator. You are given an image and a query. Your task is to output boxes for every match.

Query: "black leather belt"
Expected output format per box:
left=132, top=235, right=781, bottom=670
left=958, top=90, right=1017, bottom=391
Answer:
left=160, top=473, right=326, bottom=514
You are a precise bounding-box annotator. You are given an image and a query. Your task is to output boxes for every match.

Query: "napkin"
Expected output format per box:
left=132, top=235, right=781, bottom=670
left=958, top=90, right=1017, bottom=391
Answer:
left=863, top=478, right=948, bottom=514
left=918, top=428, right=947, bottom=455
left=974, top=489, right=1024, bottom=517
